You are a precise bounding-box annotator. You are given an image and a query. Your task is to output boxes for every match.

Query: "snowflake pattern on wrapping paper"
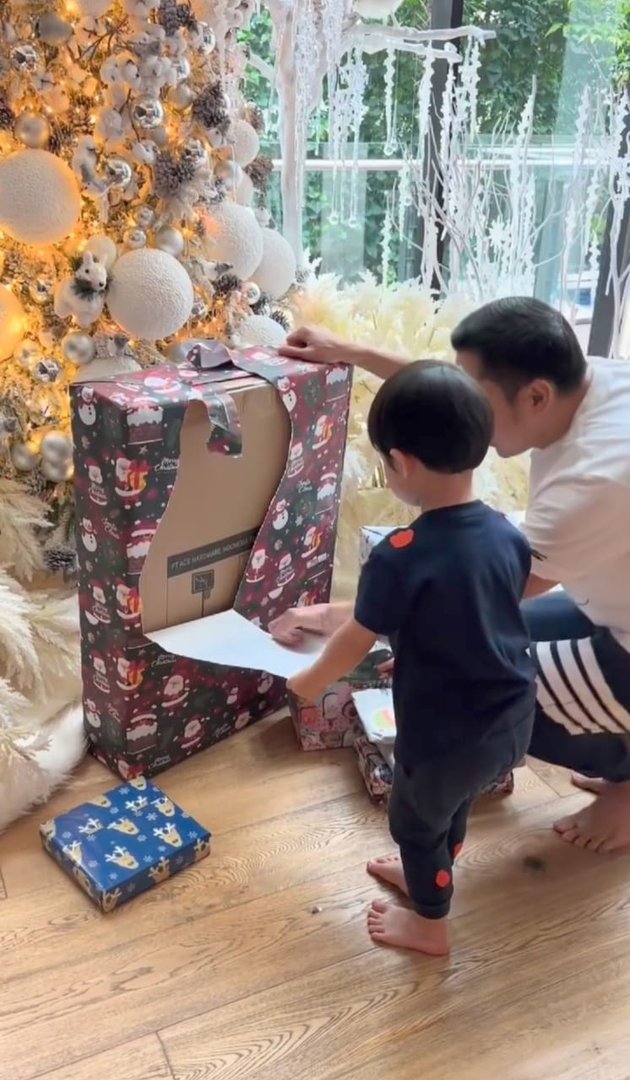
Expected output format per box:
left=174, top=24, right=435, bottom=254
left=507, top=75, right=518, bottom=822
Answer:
left=71, top=346, right=351, bottom=779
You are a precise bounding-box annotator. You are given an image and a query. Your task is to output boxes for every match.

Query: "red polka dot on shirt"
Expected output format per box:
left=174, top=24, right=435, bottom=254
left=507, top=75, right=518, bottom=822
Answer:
left=435, top=869, right=451, bottom=888
left=389, top=529, right=414, bottom=549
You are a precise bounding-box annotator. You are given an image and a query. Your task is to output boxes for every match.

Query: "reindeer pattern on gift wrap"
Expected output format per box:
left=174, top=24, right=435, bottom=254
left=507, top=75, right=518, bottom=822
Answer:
left=40, top=780, right=211, bottom=911
left=105, top=845, right=139, bottom=870
left=153, top=823, right=182, bottom=848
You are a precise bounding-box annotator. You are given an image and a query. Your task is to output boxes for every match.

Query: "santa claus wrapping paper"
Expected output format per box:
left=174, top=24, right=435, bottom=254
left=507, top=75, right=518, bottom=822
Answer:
left=71, top=343, right=351, bottom=779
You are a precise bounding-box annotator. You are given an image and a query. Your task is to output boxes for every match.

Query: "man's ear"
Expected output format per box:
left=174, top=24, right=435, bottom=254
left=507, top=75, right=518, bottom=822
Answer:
left=523, top=379, right=554, bottom=412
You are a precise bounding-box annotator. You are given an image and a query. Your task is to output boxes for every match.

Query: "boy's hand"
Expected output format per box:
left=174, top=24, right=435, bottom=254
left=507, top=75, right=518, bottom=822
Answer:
left=287, top=670, right=326, bottom=703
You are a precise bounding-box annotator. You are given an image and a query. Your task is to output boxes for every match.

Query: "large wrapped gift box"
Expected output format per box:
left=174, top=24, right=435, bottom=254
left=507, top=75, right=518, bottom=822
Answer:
left=289, top=647, right=392, bottom=751
left=39, top=777, right=211, bottom=912
left=71, top=343, right=351, bottom=778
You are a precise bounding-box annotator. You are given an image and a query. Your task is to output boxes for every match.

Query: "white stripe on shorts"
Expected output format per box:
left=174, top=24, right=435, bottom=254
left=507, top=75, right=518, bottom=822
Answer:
left=534, top=638, right=630, bottom=735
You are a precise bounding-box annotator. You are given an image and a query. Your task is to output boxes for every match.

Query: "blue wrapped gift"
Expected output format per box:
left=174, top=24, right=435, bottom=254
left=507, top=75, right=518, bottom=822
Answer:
left=39, top=777, right=211, bottom=912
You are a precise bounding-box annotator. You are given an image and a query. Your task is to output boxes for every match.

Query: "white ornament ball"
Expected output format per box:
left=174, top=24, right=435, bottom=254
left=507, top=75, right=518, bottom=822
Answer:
left=228, top=119, right=260, bottom=167
left=84, top=234, right=118, bottom=270
left=0, top=149, right=81, bottom=245
left=107, top=248, right=194, bottom=340
left=214, top=159, right=243, bottom=192
left=238, top=314, right=287, bottom=348
left=11, top=442, right=38, bottom=472
left=75, top=0, right=111, bottom=16
left=236, top=172, right=254, bottom=207
left=62, top=331, right=96, bottom=366
left=71, top=353, right=140, bottom=381
left=41, top=457, right=72, bottom=483
left=202, top=202, right=263, bottom=282
left=0, top=287, right=26, bottom=361
left=41, top=431, right=73, bottom=464
left=252, top=228, right=297, bottom=300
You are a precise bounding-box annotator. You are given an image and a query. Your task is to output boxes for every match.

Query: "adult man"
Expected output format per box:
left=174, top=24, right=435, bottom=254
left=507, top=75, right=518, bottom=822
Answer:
left=270, top=297, right=630, bottom=853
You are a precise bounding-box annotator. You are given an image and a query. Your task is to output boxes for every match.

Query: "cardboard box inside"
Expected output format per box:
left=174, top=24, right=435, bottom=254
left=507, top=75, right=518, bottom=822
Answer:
left=140, top=378, right=291, bottom=634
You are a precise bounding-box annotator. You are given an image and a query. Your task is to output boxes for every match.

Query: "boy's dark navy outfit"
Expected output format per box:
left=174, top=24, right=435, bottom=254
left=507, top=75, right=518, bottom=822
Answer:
left=355, top=501, right=536, bottom=918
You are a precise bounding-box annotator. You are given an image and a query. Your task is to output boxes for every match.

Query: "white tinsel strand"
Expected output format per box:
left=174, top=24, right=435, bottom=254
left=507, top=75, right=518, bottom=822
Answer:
left=380, top=195, right=392, bottom=284
left=348, top=49, right=368, bottom=228
left=383, top=48, right=397, bottom=157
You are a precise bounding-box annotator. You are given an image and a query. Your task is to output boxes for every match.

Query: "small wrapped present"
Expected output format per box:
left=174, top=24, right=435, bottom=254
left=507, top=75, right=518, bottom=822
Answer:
left=289, top=647, right=392, bottom=751
left=352, top=687, right=515, bottom=802
left=40, top=777, right=211, bottom=912
left=354, top=734, right=393, bottom=803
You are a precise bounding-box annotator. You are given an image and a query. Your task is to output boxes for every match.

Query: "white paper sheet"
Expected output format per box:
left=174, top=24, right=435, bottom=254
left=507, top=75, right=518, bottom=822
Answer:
left=352, top=688, right=396, bottom=745
left=147, top=608, right=326, bottom=679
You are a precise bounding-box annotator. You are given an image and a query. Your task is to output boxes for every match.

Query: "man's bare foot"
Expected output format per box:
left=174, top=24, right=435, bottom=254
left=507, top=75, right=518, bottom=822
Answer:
left=366, top=854, right=409, bottom=896
left=570, top=774, right=611, bottom=796
left=554, top=781, right=630, bottom=853
left=367, top=900, right=450, bottom=955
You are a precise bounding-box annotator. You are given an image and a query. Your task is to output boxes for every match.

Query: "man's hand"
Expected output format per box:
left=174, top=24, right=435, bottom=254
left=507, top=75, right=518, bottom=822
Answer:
left=279, top=325, right=351, bottom=366
left=377, top=656, right=394, bottom=677
left=268, top=602, right=352, bottom=646
left=287, top=670, right=327, bottom=703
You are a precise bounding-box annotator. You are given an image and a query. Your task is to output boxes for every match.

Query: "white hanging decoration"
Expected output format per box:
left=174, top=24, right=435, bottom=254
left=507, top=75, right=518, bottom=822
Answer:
left=0, top=149, right=81, bottom=245
left=353, top=0, right=405, bottom=16
left=380, top=195, right=393, bottom=285
left=383, top=48, right=396, bottom=157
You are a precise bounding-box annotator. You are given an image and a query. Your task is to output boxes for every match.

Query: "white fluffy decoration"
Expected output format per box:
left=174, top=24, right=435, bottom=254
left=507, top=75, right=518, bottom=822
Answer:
left=253, top=228, right=297, bottom=300
left=228, top=119, right=260, bottom=167
left=236, top=172, right=254, bottom=207
left=202, top=201, right=263, bottom=281
left=107, top=248, right=194, bottom=340
left=239, top=314, right=287, bottom=348
left=0, top=149, right=81, bottom=245
left=0, top=287, right=26, bottom=361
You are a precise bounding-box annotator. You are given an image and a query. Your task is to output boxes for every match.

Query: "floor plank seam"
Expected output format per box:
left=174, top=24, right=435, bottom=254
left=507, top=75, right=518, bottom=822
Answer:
left=156, top=1030, right=177, bottom=1080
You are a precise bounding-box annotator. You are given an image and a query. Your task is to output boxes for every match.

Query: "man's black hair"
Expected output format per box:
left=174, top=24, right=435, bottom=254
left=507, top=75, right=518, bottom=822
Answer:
left=367, top=359, right=493, bottom=475
left=451, top=297, right=587, bottom=399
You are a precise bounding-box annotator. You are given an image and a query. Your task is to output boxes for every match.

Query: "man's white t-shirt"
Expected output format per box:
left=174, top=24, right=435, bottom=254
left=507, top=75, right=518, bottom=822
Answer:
left=523, top=359, right=630, bottom=652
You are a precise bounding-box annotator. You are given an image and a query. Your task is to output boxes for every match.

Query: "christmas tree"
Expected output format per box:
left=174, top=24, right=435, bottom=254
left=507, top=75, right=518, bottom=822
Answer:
left=0, top=0, right=298, bottom=576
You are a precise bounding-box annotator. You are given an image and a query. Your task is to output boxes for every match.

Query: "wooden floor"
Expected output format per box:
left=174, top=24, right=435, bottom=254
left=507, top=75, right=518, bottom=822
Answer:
left=1, top=715, right=630, bottom=1080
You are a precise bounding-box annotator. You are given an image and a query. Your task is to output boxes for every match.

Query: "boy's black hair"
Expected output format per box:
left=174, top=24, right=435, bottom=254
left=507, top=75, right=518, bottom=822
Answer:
left=451, top=297, right=587, bottom=399
left=367, top=359, right=493, bottom=475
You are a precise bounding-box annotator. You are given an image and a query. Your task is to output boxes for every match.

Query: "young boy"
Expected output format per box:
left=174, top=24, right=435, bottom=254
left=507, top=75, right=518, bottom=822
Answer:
left=287, top=360, right=536, bottom=956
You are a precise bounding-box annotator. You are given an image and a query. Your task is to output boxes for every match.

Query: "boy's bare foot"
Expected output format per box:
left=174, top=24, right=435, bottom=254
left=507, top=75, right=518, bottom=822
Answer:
left=367, top=900, right=450, bottom=955
left=366, top=854, right=409, bottom=895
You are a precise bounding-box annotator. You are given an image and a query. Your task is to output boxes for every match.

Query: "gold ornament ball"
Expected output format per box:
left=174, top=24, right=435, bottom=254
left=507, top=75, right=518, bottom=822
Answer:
left=0, top=286, right=26, bottom=361
left=0, top=149, right=81, bottom=245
